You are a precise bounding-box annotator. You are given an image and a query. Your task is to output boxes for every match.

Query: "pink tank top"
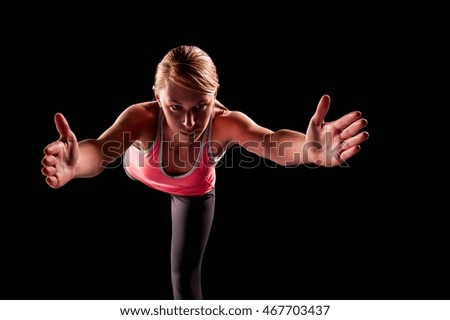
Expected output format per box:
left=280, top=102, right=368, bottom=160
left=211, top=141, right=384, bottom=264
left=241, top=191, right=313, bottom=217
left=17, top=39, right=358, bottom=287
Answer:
left=123, top=112, right=221, bottom=196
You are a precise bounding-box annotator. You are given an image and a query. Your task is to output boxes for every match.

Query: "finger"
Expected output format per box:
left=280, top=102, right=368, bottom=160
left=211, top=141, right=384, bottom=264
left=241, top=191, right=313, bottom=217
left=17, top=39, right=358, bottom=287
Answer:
left=45, top=176, right=59, bottom=189
left=339, top=145, right=362, bottom=164
left=41, top=166, right=56, bottom=177
left=54, top=113, right=74, bottom=140
left=333, top=111, right=364, bottom=132
left=341, top=131, right=369, bottom=151
left=43, top=140, right=65, bottom=156
left=41, top=154, right=57, bottom=166
left=340, top=118, right=368, bottom=140
left=311, top=94, right=330, bottom=126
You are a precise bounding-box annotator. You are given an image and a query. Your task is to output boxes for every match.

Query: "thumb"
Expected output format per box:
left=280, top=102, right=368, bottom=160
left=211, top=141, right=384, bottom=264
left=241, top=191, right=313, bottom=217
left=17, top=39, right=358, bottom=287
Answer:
left=54, top=113, right=75, bottom=141
left=311, top=94, right=330, bottom=126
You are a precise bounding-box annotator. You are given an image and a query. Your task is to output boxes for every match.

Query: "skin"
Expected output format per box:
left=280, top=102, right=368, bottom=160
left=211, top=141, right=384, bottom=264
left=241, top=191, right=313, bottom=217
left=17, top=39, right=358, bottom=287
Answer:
left=41, top=83, right=369, bottom=189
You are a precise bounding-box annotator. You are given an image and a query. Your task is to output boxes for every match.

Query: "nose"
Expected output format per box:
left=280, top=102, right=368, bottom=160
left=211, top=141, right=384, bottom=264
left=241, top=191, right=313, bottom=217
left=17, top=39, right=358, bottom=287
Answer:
left=183, top=112, right=195, bottom=129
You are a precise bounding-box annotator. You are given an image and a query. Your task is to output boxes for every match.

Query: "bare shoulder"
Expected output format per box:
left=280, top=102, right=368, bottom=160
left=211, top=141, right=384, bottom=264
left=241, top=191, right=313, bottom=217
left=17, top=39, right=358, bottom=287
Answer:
left=214, top=109, right=257, bottom=132
left=114, top=101, right=157, bottom=129
left=122, top=101, right=159, bottom=120
left=212, top=106, right=259, bottom=146
left=212, top=104, right=273, bottom=148
left=98, top=101, right=159, bottom=147
left=123, top=101, right=160, bottom=146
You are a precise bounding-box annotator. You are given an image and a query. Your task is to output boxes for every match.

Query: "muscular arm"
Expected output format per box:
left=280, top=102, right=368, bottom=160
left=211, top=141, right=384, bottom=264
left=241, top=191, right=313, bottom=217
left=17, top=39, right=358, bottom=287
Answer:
left=42, top=102, right=155, bottom=188
left=220, top=112, right=310, bottom=166
left=74, top=103, right=154, bottom=177
left=217, top=95, right=369, bottom=167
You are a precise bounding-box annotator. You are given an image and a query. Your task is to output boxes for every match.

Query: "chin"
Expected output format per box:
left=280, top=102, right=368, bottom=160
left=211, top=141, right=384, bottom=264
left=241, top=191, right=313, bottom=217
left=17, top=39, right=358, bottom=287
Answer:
left=178, top=131, right=199, bottom=142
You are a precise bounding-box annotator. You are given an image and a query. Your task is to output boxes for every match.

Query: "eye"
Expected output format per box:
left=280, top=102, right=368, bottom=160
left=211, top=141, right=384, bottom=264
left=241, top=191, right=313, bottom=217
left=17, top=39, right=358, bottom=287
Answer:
left=195, top=104, right=207, bottom=110
left=170, top=105, right=182, bottom=111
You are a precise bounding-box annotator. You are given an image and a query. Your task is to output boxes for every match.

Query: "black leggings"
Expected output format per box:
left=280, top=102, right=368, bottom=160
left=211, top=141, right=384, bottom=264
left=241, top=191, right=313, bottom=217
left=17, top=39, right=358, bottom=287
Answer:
left=170, top=188, right=215, bottom=300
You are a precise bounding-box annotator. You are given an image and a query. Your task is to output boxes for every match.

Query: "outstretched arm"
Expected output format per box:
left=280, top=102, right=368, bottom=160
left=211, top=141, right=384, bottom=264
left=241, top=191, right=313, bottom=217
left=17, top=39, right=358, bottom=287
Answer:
left=41, top=104, right=150, bottom=188
left=222, top=94, right=369, bottom=167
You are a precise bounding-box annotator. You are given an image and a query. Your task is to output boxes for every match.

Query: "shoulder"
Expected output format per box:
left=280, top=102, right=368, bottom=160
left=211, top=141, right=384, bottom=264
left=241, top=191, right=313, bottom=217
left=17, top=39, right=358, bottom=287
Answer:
left=211, top=102, right=273, bottom=148
left=96, top=101, right=160, bottom=153
left=104, top=101, right=160, bottom=142
left=114, top=101, right=159, bottom=129
left=122, top=101, right=159, bottom=120
left=128, top=101, right=160, bottom=141
left=212, top=106, right=258, bottom=146
left=214, top=109, right=256, bottom=131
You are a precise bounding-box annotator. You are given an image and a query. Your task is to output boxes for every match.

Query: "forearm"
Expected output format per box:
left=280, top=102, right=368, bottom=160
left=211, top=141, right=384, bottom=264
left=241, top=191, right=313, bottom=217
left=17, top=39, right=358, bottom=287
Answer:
left=74, top=139, right=114, bottom=178
left=263, top=129, right=312, bottom=166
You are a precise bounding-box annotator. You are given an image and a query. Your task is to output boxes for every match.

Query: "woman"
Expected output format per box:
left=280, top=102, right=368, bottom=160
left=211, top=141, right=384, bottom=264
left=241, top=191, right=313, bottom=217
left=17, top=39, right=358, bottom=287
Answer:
left=41, top=45, right=369, bottom=299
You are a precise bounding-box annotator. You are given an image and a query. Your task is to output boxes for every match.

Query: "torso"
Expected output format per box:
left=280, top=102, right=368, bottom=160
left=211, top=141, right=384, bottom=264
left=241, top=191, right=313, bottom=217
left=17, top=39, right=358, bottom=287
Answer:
left=132, top=101, right=230, bottom=176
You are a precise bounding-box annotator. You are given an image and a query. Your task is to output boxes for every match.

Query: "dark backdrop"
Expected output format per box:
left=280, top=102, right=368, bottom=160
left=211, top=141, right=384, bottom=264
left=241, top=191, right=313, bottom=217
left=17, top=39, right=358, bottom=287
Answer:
left=4, top=4, right=448, bottom=299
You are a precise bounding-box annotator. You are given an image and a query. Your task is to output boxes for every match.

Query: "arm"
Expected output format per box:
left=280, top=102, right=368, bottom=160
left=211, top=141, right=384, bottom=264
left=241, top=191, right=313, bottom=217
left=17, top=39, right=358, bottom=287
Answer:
left=222, top=95, right=369, bottom=167
left=41, top=104, right=150, bottom=188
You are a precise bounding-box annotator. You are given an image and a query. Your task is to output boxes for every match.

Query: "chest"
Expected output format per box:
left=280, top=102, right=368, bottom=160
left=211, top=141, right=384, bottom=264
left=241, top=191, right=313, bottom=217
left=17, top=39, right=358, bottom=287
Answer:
left=161, top=141, right=203, bottom=175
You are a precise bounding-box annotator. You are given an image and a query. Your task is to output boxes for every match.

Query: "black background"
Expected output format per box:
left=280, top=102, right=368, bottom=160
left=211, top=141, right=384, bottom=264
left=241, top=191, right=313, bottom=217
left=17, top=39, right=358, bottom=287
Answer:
left=4, top=4, right=448, bottom=299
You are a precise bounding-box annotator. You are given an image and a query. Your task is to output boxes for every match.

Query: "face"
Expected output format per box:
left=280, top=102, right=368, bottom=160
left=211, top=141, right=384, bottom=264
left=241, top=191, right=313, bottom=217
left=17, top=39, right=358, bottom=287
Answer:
left=155, top=82, right=216, bottom=143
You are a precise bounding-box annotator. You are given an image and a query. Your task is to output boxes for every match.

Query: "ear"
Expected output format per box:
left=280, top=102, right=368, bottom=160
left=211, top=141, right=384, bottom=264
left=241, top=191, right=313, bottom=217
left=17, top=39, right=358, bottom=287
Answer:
left=152, top=85, right=160, bottom=102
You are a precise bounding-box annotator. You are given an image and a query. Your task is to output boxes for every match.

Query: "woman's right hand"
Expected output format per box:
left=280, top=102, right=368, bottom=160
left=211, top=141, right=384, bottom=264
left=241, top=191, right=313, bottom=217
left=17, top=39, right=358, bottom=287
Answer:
left=41, top=113, right=79, bottom=188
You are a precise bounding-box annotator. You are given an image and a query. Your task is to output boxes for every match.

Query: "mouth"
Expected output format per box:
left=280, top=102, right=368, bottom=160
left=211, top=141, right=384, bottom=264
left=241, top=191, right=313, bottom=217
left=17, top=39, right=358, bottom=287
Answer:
left=180, top=131, right=197, bottom=136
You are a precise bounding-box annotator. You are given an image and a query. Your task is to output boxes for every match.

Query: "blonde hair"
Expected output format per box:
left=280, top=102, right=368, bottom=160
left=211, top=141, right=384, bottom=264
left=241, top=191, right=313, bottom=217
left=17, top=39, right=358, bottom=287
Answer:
left=154, top=45, right=219, bottom=95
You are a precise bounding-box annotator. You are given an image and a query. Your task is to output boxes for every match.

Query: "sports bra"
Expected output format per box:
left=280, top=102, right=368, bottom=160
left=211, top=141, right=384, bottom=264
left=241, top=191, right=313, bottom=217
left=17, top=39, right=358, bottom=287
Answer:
left=123, top=111, right=223, bottom=196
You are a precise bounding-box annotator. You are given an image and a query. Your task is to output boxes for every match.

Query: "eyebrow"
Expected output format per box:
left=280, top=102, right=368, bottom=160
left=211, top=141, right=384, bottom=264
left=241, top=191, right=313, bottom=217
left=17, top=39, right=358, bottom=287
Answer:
left=167, top=99, right=209, bottom=106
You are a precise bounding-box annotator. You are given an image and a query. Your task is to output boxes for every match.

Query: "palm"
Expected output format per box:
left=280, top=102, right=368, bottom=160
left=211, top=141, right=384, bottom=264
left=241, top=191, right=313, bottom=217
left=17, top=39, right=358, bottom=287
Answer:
left=306, top=95, right=369, bottom=167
